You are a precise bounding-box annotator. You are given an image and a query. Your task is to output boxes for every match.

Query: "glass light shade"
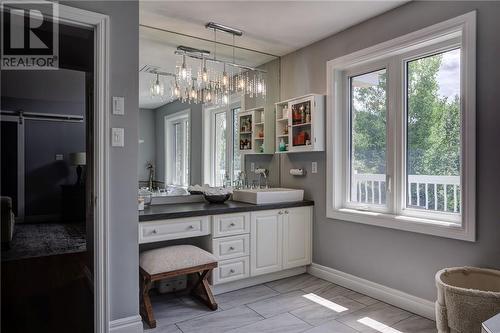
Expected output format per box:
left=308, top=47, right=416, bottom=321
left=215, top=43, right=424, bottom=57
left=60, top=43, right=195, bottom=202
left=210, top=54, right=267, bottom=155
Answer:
left=150, top=74, right=164, bottom=98
left=180, top=55, right=188, bottom=80
left=222, top=71, right=228, bottom=87
left=70, top=152, right=86, bottom=166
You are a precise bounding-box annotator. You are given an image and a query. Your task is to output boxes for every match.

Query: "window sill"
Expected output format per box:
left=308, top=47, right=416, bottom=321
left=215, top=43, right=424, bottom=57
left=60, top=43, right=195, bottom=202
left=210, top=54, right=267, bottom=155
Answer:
left=327, top=208, right=475, bottom=242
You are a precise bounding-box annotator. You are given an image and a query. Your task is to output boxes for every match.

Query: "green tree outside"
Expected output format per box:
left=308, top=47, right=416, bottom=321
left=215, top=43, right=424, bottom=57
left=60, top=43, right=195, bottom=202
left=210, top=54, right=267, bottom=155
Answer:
left=351, top=51, right=460, bottom=210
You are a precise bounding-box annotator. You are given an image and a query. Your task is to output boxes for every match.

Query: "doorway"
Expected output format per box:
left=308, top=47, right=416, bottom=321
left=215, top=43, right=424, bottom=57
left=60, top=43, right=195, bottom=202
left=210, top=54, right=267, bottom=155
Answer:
left=1, top=19, right=95, bottom=333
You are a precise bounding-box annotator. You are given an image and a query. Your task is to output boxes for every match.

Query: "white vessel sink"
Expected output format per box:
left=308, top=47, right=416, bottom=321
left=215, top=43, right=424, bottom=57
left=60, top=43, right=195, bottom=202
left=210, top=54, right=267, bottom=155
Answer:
left=232, top=188, right=304, bottom=205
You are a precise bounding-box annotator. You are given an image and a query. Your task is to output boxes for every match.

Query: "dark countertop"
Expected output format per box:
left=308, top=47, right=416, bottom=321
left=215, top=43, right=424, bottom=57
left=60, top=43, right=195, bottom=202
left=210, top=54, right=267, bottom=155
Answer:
left=139, top=200, right=314, bottom=222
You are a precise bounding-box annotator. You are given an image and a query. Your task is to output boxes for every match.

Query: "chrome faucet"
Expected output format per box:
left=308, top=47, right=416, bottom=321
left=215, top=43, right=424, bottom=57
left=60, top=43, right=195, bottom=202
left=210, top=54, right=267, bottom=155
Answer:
left=254, top=168, right=269, bottom=188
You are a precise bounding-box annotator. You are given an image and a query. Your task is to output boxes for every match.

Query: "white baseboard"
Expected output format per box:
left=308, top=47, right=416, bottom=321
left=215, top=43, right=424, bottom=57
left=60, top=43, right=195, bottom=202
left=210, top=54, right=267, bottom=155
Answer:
left=213, top=266, right=306, bottom=295
left=109, top=315, right=143, bottom=333
left=308, top=263, right=435, bottom=320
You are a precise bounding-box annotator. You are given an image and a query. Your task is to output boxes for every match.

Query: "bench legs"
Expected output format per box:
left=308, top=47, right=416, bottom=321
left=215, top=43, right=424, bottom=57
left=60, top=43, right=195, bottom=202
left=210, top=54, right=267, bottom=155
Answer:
left=140, top=273, right=156, bottom=328
left=140, top=267, right=218, bottom=329
left=190, top=270, right=218, bottom=311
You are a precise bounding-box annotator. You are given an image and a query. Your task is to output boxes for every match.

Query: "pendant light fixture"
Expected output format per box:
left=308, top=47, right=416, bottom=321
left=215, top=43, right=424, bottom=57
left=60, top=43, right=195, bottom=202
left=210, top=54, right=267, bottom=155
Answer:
left=147, top=22, right=267, bottom=107
left=150, top=73, right=164, bottom=98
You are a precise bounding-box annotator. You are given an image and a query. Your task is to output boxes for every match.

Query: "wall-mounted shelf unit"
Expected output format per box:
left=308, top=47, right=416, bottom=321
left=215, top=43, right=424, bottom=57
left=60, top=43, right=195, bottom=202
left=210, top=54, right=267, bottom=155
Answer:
left=238, top=107, right=273, bottom=154
left=275, top=94, right=325, bottom=153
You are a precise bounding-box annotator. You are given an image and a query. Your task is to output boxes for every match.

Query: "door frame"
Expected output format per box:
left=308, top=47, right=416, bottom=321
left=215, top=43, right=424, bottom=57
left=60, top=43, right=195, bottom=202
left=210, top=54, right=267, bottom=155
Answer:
left=52, top=4, right=110, bottom=333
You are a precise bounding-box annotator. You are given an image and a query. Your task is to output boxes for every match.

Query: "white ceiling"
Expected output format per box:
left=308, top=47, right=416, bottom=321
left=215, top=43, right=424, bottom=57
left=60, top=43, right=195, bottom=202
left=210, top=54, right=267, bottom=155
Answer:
left=139, top=0, right=408, bottom=109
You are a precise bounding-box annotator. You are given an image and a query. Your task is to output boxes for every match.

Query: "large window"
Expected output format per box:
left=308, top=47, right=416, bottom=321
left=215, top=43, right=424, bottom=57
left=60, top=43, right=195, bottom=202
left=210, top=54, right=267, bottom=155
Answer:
left=406, top=49, right=461, bottom=214
left=165, top=110, right=190, bottom=186
left=204, top=101, right=243, bottom=187
left=349, top=69, right=387, bottom=208
left=327, top=13, right=476, bottom=241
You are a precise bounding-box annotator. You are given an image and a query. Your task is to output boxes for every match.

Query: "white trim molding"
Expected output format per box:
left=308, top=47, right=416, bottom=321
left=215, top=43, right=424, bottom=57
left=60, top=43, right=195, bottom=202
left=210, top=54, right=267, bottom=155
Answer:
left=54, top=3, right=111, bottom=333
left=326, top=11, right=476, bottom=241
left=109, top=315, right=143, bottom=333
left=308, top=263, right=435, bottom=320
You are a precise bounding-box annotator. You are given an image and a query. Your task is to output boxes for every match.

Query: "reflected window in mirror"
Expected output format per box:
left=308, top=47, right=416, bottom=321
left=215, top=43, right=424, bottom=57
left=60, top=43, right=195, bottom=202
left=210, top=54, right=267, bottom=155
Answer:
left=166, top=109, right=190, bottom=186
left=214, top=110, right=226, bottom=186
left=232, top=107, right=242, bottom=181
left=206, top=99, right=244, bottom=187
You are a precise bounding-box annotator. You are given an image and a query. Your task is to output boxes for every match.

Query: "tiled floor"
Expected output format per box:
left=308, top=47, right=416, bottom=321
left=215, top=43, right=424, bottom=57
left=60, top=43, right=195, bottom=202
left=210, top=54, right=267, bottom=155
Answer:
left=143, top=273, right=437, bottom=333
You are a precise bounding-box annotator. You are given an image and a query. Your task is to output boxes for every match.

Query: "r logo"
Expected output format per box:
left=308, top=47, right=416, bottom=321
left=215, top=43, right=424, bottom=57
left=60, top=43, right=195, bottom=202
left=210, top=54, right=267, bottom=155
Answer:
left=1, top=1, right=59, bottom=69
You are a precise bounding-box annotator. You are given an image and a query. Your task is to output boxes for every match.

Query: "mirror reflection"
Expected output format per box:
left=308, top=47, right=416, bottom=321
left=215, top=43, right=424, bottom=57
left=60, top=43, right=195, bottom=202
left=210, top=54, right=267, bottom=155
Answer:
left=138, top=26, right=280, bottom=200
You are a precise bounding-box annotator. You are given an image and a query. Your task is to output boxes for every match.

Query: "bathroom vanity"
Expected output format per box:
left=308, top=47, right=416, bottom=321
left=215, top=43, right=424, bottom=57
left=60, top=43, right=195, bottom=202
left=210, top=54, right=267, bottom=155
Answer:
left=139, top=200, right=313, bottom=293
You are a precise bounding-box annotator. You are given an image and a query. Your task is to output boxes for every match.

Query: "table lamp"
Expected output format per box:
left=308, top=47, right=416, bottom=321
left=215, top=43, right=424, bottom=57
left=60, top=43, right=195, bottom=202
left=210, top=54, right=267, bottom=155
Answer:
left=69, top=152, right=86, bottom=185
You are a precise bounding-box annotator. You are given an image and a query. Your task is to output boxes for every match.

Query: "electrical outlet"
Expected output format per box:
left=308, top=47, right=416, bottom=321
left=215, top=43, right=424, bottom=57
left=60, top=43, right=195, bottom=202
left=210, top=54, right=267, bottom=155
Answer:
left=250, top=162, right=255, bottom=172
left=312, top=162, right=318, bottom=174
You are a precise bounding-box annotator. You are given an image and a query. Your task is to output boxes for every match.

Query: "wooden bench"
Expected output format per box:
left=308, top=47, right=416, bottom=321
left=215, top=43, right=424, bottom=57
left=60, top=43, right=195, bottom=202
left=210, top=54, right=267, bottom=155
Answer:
left=139, top=245, right=218, bottom=328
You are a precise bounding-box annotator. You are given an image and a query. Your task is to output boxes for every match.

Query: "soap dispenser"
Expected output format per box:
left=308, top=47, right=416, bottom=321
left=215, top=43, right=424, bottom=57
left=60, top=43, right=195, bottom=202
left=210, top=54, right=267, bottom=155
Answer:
left=279, top=138, right=286, bottom=152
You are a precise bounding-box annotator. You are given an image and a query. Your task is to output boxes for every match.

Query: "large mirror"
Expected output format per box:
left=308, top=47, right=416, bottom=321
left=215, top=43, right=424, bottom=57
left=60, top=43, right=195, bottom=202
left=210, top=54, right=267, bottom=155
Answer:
left=138, top=25, right=280, bottom=199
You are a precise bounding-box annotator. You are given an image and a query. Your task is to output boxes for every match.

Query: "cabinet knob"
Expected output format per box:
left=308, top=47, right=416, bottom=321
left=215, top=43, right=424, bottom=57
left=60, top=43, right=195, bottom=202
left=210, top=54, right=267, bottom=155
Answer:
left=229, top=222, right=235, bottom=227
left=229, top=269, right=235, bottom=274
left=285, top=210, right=289, bottom=214
left=152, top=229, right=157, bottom=234
left=229, top=246, right=235, bottom=251
left=188, top=225, right=194, bottom=229
left=278, top=211, right=283, bottom=215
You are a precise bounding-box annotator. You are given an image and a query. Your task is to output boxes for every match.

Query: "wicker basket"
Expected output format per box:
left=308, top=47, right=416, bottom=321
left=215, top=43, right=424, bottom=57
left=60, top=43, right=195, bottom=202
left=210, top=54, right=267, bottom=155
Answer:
left=435, top=267, right=500, bottom=333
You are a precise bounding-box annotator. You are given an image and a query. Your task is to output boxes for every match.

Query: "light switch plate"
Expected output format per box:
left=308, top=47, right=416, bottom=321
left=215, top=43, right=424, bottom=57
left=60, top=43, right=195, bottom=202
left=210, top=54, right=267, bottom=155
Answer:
left=55, top=154, right=63, bottom=161
left=312, top=162, right=318, bottom=174
left=112, top=96, right=125, bottom=115
left=111, top=128, right=124, bottom=147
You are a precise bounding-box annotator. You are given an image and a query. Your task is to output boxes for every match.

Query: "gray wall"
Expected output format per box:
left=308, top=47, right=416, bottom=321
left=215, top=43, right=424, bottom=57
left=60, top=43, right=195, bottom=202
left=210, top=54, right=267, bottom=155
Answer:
left=279, top=1, right=500, bottom=301
left=1, top=69, right=86, bottom=219
left=244, top=58, right=281, bottom=185
left=138, top=108, right=156, bottom=181
left=153, top=100, right=203, bottom=186
left=61, top=0, right=140, bottom=321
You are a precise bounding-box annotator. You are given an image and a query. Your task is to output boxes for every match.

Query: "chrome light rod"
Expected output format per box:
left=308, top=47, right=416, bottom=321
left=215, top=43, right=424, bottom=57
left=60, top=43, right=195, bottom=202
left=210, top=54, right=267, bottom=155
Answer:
left=177, top=45, right=210, bottom=55
left=205, top=22, right=243, bottom=36
left=139, top=64, right=176, bottom=77
left=174, top=50, right=267, bottom=73
left=149, top=70, right=176, bottom=77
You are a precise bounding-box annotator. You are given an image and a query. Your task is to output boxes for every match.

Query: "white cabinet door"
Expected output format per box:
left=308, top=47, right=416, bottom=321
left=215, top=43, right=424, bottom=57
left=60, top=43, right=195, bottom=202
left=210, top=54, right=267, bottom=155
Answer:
left=283, top=207, right=312, bottom=269
left=250, top=209, right=283, bottom=276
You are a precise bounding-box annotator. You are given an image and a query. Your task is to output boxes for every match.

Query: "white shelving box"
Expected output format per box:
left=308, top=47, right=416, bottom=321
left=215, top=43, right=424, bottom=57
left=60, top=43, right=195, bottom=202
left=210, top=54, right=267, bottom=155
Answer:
left=238, top=106, right=273, bottom=154
left=275, top=94, right=325, bottom=153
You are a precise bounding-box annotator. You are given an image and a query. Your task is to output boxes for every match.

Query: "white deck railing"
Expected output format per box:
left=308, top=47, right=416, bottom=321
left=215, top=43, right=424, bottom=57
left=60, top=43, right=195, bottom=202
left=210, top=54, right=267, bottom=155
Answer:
left=352, top=173, right=460, bottom=213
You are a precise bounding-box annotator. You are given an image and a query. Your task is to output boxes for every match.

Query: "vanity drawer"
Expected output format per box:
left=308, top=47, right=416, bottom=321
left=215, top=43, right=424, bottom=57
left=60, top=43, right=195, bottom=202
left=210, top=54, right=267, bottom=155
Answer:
left=212, top=213, right=250, bottom=237
left=212, top=256, right=250, bottom=285
left=139, top=216, right=210, bottom=244
left=212, top=234, right=249, bottom=260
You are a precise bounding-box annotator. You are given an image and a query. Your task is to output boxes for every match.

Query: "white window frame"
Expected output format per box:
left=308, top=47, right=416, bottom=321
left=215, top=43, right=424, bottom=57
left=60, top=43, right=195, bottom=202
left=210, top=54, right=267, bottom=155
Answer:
left=326, top=12, right=476, bottom=241
left=165, top=109, right=190, bottom=186
left=202, top=97, right=244, bottom=186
